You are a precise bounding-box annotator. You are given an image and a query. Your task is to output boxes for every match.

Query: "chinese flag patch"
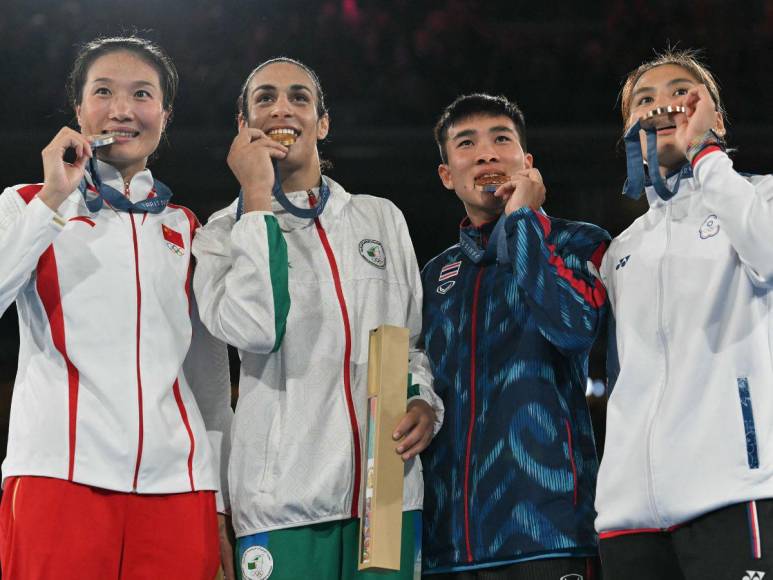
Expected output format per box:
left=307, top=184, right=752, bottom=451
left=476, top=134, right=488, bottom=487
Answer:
left=162, top=224, right=184, bottom=249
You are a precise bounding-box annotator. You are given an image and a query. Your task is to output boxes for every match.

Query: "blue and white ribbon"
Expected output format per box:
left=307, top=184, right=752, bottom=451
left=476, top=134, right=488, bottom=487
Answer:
left=236, top=159, right=330, bottom=221
left=79, top=158, right=172, bottom=214
left=622, top=120, right=686, bottom=201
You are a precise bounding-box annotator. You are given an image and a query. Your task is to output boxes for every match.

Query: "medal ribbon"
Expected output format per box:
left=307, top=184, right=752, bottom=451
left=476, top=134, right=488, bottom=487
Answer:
left=236, top=159, right=330, bottom=221
left=622, top=121, right=688, bottom=201
left=459, top=214, right=510, bottom=265
left=79, top=157, right=172, bottom=214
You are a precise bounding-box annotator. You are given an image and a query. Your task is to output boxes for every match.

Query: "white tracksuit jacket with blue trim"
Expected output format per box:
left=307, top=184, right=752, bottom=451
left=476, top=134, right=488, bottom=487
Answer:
left=596, top=150, right=773, bottom=533
left=0, top=161, right=243, bottom=510
left=192, top=178, right=443, bottom=537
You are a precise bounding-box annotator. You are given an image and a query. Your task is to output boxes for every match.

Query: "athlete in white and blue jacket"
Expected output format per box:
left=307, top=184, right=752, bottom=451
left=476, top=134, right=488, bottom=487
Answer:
left=597, top=50, right=773, bottom=579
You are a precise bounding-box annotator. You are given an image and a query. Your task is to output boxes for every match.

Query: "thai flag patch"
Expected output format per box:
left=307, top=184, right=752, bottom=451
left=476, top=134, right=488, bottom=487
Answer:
left=162, top=224, right=185, bottom=256
left=439, top=260, right=462, bottom=281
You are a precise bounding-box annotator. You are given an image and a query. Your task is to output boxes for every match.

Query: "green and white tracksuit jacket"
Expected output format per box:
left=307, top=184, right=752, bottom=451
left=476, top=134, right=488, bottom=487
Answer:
left=192, top=177, right=443, bottom=537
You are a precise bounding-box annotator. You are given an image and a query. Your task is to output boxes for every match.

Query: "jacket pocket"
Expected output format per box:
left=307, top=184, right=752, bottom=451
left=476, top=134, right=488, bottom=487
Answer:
left=564, top=419, right=578, bottom=505
left=737, top=377, right=760, bottom=469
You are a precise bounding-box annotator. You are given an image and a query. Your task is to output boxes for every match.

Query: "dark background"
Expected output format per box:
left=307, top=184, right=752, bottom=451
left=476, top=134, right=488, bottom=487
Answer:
left=2, top=0, right=773, bottom=457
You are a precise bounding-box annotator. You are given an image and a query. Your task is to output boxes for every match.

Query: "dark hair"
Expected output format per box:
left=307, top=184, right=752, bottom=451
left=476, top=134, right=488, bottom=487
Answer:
left=434, top=93, right=527, bottom=164
left=68, top=36, right=178, bottom=113
left=620, top=48, right=725, bottom=129
left=238, top=57, right=328, bottom=120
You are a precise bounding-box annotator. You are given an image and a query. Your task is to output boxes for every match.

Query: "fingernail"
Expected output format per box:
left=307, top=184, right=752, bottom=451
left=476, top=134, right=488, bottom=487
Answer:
left=396, top=446, right=404, bottom=453
left=393, top=431, right=400, bottom=439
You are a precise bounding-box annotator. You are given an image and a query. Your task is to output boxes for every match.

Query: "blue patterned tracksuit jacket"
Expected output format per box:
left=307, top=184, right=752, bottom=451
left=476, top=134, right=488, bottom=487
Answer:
left=420, top=207, right=610, bottom=573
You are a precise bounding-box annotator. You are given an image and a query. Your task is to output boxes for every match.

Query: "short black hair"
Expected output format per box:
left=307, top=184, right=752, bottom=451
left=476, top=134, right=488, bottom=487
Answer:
left=434, top=93, right=527, bottom=163
left=68, top=36, right=178, bottom=113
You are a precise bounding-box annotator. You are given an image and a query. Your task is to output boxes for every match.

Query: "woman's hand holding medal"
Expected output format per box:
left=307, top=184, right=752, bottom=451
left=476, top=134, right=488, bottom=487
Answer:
left=227, top=125, right=288, bottom=213
left=38, top=127, right=94, bottom=212
left=674, top=84, right=723, bottom=157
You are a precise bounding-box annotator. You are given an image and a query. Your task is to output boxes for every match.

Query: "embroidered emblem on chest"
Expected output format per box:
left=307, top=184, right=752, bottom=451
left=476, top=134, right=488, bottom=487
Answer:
left=699, top=214, right=720, bottom=239
left=162, top=224, right=185, bottom=256
left=359, top=239, right=386, bottom=269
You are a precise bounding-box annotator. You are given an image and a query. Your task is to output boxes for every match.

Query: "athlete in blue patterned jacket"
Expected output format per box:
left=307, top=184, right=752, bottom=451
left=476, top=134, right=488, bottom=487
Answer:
left=420, top=94, right=609, bottom=579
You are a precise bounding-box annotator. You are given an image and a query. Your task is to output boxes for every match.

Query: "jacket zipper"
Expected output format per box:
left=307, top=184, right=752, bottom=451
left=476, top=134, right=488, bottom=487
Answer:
left=646, top=202, right=671, bottom=527
left=309, top=192, right=362, bottom=517
left=129, top=209, right=145, bottom=492
left=464, top=267, right=485, bottom=562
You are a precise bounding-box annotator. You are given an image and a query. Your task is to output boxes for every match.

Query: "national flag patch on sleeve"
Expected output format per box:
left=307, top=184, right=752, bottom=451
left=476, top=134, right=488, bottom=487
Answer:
left=162, top=224, right=184, bottom=249
left=439, top=260, right=462, bottom=281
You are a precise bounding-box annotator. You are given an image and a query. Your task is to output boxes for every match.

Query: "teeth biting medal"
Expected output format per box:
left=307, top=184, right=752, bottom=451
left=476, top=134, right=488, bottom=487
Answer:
left=88, top=130, right=138, bottom=148
left=88, top=133, right=117, bottom=148
left=622, top=105, right=689, bottom=201
left=475, top=174, right=510, bottom=193
left=268, top=128, right=297, bottom=146
left=639, top=105, right=686, bottom=131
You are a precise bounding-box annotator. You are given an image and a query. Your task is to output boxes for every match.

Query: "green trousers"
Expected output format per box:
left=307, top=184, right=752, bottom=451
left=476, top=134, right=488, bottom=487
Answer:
left=236, top=510, right=421, bottom=580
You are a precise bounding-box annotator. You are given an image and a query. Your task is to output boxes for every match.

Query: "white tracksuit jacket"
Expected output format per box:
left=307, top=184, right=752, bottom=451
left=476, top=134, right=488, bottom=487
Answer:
left=596, top=149, right=773, bottom=533
left=0, top=161, right=236, bottom=509
left=193, top=178, right=443, bottom=537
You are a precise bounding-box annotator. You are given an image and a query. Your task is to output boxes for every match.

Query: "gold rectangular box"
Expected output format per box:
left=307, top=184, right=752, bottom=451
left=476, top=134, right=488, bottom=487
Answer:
left=358, top=325, right=409, bottom=571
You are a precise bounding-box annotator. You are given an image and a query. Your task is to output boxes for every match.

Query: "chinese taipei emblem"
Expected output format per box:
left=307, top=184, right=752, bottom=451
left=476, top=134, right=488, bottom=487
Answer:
left=359, top=239, right=386, bottom=269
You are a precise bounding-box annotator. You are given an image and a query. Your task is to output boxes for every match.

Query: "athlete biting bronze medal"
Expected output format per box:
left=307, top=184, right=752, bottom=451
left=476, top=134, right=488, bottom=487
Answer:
left=639, top=105, right=687, bottom=131
left=474, top=173, right=510, bottom=193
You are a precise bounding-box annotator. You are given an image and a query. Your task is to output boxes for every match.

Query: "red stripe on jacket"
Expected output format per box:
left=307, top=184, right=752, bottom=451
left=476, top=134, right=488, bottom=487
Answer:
left=309, top=194, right=362, bottom=518
left=36, top=247, right=80, bottom=481
left=533, top=211, right=606, bottom=308
left=19, top=184, right=80, bottom=480
left=168, top=204, right=201, bottom=489
left=17, top=184, right=43, bottom=204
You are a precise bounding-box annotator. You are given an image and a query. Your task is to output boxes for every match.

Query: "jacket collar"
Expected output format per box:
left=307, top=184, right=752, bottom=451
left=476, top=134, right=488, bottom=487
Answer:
left=273, top=176, right=350, bottom=231
left=645, top=163, right=695, bottom=208
left=91, top=159, right=155, bottom=204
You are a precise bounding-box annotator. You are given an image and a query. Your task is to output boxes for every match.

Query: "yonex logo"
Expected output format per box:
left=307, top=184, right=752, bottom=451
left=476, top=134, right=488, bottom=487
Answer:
left=560, top=574, right=584, bottom=580
left=743, top=572, right=765, bottom=580
left=615, top=255, right=631, bottom=270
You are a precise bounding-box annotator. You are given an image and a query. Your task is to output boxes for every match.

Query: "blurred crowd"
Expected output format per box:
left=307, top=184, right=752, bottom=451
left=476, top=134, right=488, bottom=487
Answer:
left=3, top=0, right=772, bottom=130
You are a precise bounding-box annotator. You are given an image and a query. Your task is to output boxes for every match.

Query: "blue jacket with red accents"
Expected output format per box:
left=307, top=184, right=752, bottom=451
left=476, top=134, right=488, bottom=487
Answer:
left=420, top=207, right=609, bottom=573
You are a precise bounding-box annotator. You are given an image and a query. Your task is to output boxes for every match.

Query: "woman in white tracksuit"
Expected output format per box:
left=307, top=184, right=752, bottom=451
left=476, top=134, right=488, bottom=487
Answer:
left=0, top=37, right=243, bottom=579
left=192, top=57, right=443, bottom=580
left=597, top=49, right=773, bottom=579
